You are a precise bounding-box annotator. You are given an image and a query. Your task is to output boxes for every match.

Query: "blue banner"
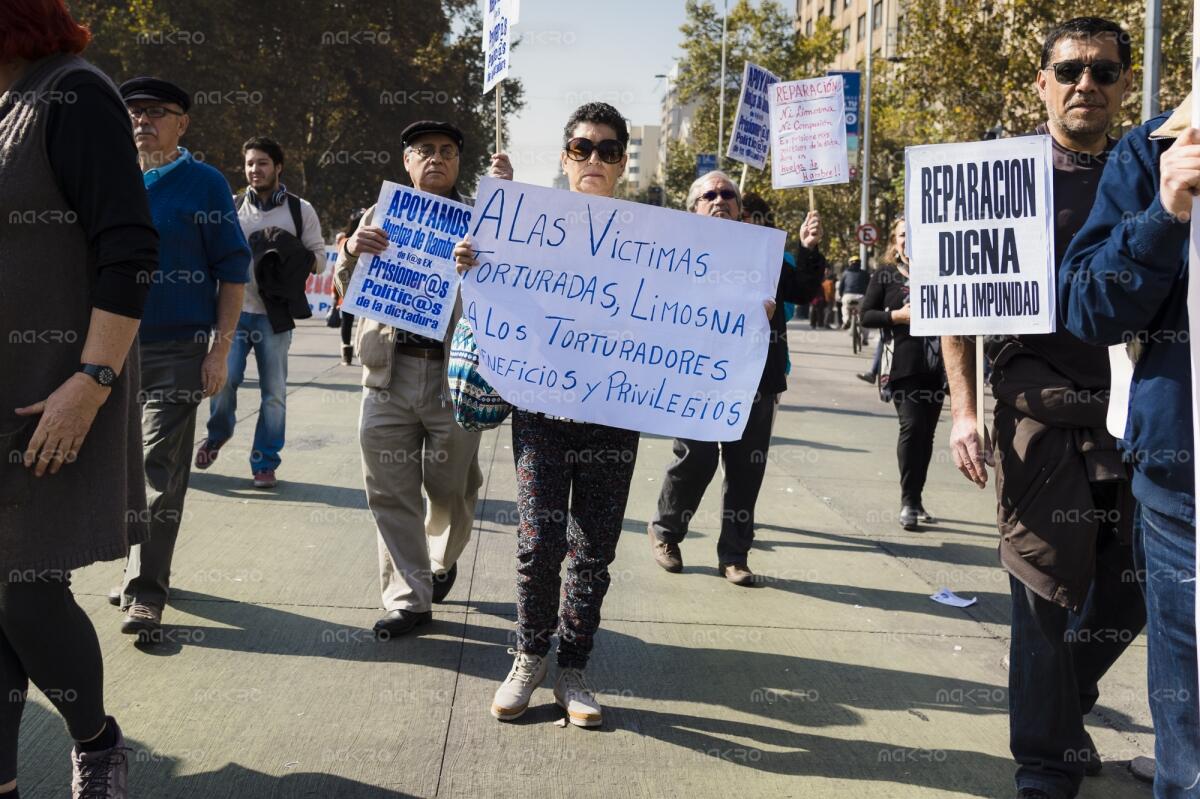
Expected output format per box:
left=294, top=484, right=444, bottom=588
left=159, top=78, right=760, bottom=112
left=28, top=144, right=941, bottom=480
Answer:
left=828, top=70, right=860, bottom=152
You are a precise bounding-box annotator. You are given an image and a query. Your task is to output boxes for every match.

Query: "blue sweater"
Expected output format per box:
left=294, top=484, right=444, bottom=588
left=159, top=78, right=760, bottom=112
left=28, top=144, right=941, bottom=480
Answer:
left=1059, top=112, right=1194, bottom=525
left=140, top=156, right=250, bottom=342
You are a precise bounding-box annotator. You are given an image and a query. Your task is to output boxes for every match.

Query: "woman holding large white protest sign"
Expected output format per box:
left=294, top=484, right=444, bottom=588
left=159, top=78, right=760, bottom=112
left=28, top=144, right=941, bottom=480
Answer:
left=861, top=218, right=946, bottom=531
left=454, top=102, right=638, bottom=728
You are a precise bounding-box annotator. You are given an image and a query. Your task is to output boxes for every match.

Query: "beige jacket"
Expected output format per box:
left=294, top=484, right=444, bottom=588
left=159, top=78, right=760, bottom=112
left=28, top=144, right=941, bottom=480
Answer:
left=334, top=203, right=463, bottom=391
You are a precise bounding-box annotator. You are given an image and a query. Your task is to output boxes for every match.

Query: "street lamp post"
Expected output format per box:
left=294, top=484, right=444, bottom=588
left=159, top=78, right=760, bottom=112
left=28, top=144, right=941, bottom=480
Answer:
left=1143, top=0, right=1162, bottom=121
left=718, top=0, right=729, bottom=161
left=859, top=0, right=875, bottom=268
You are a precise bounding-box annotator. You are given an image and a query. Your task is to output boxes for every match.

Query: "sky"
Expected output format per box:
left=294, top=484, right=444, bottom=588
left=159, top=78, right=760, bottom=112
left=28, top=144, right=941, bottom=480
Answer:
left=501, top=1, right=691, bottom=187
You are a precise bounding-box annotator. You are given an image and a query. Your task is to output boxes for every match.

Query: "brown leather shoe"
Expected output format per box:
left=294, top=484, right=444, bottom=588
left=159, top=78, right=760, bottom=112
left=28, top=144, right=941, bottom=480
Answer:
left=719, top=563, right=755, bottom=586
left=648, top=524, right=682, bottom=573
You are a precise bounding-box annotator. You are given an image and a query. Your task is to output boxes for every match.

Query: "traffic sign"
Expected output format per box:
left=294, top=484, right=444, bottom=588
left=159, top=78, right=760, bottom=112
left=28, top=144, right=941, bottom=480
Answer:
left=856, top=223, right=879, bottom=246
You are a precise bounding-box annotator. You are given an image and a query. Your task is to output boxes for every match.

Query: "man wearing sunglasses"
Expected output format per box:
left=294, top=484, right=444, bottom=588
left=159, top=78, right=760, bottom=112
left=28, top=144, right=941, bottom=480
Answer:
left=648, top=173, right=823, bottom=586
left=335, top=121, right=512, bottom=638
left=110, top=77, right=251, bottom=636
left=940, top=18, right=1149, bottom=799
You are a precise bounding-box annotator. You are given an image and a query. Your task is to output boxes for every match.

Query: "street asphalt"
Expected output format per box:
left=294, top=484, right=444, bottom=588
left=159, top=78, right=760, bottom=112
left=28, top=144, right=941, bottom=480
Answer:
left=14, top=318, right=1154, bottom=798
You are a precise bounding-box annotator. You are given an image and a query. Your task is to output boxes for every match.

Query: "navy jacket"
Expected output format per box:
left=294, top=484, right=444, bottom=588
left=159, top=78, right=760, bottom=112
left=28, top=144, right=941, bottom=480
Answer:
left=1059, top=112, right=1194, bottom=525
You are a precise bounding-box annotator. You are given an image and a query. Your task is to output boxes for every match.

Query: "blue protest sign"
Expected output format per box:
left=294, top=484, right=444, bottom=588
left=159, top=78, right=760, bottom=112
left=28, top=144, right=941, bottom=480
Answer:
left=726, top=61, right=780, bottom=170
left=696, top=153, right=718, bottom=177
left=343, top=182, right=470, bottom=338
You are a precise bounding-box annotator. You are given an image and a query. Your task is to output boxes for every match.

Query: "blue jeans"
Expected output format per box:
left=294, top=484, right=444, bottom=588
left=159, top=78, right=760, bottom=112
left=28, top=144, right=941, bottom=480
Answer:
left=206, top=312, right=291, bottom=473
left=1134, top=504, right=1199, bottom=798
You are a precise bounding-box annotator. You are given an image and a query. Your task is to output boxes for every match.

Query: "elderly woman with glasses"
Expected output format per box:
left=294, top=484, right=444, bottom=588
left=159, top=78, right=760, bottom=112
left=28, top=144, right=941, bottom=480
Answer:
left=455, top=102, right=638, bottom=729
left=647, top=182, right=825, bottom=585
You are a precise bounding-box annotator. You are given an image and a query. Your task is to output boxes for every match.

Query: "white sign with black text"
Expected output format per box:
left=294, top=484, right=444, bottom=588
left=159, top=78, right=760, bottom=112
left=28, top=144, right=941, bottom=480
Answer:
left=904, top=136, right=1056, bottom=336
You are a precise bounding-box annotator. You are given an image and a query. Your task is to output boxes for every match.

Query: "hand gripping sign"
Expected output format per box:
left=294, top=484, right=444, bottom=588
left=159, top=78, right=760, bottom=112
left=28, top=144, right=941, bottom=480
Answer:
left=343, top=182, right=471, bottom=339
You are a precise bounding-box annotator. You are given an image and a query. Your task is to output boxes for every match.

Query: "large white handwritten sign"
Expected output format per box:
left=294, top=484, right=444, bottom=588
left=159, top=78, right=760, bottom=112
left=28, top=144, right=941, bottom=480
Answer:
left=461, top=178, right=785, bottom=441
left=726, top=61, right=780, bottom=170
left=768, top=76, right=849, bottom=189
left=343, top=182, right=469, bottom=339
left=904, top=137, right=1055, bottom=336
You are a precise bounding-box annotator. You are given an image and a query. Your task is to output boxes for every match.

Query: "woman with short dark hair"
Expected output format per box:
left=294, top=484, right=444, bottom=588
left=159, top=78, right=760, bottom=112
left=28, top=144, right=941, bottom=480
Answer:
left=0, top=1, right=159, bottom=796
left=455, top=102, right=638, bottom=728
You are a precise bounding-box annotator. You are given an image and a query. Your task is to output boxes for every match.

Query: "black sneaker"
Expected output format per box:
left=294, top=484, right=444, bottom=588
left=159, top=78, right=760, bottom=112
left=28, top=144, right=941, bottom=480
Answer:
left=71, top=717, right=129, bottom=798
left=857, top=372, right=877, bottom=384
left=432, top=564, right=458, bottom=604
left=898, top=506, right=919, bottom=530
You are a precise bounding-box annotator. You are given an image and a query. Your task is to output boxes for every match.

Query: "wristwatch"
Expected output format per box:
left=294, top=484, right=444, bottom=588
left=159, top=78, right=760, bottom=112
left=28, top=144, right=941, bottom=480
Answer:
left=78, top=363, right=117, bottom=387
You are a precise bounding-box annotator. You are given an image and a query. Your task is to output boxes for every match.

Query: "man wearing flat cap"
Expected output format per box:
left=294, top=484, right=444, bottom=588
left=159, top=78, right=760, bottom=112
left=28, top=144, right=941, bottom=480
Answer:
left=335, top=121, right=511, bottom=637
left=110, top=77, right=251, bottom=637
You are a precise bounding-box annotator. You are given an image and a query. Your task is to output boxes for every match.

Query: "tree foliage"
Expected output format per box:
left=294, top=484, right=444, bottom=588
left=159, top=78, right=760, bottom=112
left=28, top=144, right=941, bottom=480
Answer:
left=665, top=0, right=1192, bottom=262
left=68, top=0, right=523, bottom=237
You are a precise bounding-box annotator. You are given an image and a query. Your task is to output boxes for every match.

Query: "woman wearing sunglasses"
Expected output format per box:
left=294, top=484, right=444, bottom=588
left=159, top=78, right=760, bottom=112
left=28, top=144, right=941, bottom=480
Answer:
left=454, top=102, right=636, bottom=728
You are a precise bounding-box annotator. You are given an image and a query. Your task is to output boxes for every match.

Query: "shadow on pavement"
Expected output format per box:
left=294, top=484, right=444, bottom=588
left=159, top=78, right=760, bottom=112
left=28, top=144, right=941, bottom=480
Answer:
left=189, top=472, right=367, bottom=509
left=15, top=702, right=417, bottom=799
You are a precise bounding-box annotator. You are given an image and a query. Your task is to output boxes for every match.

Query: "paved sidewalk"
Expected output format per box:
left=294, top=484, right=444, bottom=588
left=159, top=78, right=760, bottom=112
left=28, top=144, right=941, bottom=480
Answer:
left=16, top=320, right=1154, bottom=798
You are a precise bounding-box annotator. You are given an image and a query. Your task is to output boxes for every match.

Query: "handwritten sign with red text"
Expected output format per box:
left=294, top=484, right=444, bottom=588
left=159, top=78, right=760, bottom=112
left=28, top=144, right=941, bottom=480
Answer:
left=768, top=76, right=849, bottom=190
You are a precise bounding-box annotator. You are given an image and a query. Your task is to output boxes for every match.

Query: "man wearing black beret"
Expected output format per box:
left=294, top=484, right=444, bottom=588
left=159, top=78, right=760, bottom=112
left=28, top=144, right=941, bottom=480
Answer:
left=335, top=121, right=511, bottom=637
left=108, top=76, right=251, bottom=638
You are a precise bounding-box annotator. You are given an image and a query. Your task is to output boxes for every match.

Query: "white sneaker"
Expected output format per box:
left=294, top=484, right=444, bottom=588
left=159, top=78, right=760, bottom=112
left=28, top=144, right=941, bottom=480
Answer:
left=554, top=667, right=602, bottom=728
left=491, top=649, right=547, bottom=722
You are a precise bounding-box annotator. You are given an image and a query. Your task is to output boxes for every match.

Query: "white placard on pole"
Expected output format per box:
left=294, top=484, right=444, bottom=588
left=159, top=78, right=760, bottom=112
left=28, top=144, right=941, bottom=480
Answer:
left=726, top=61, right=780, bottom=170
left=342, top=182, right=470, bottom=339
left=483, top=0, right=511, bottom=94
left=904, top=136, right=1056, bottom=337
left=461, top=177, right=785, bottom=441
left=767, top=75, right=850, bottom=189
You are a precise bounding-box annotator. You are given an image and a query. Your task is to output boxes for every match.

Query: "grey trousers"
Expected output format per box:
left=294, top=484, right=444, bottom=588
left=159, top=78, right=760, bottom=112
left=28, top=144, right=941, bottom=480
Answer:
left=121, top=339, right=208, bottom=609
left=360, top=354, right=482, bottom=612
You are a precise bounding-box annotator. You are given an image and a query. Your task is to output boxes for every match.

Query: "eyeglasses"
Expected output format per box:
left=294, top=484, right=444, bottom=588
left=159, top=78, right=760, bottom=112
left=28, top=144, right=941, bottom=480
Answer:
left=126, top=106, right=184, bottom=120
left=701, top=188, right=738, bottom=203
left=1045, top=59, right=1125, bottom=86
left=564, top=137, right=625, bottom=164
left=408, top=144, right=459, bottom=161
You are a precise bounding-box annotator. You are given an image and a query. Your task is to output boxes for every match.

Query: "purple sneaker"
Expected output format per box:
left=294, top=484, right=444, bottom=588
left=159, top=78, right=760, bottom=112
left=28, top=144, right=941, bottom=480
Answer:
left=71, top=718, right=129, bottom=798
left=253, top=469, right=278, bottom=489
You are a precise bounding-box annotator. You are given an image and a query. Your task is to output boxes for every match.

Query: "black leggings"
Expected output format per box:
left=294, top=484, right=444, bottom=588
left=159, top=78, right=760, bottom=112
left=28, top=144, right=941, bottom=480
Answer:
left=0, top=575, right=106, bottom=783
left=340, top=309, right=354, bottom=347
left=890, top=373, right=945, bottom=507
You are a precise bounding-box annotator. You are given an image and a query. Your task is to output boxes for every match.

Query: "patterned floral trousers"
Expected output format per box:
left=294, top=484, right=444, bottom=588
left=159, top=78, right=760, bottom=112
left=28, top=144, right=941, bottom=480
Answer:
left=511, top=410, right=639, bottom=669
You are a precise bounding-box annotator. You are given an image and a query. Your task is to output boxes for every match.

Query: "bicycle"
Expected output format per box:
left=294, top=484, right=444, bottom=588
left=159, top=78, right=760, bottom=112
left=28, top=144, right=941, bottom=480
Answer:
left=846, top=300, right=869, bottom=354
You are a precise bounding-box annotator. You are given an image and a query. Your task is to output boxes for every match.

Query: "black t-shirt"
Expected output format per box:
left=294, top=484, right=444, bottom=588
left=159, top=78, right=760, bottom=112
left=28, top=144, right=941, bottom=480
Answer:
left=44, top=70, right=159, bottom=318
left=988, top=125, right=1113, bottom=390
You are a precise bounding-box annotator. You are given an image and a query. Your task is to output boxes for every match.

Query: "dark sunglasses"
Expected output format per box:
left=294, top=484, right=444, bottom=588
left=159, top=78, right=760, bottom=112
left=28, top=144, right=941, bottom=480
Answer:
left=1046, top=59, right=1124, bottom=86
left=701, top=189, right=738, bottom=203
left=564, top=137, right=625, bottom=164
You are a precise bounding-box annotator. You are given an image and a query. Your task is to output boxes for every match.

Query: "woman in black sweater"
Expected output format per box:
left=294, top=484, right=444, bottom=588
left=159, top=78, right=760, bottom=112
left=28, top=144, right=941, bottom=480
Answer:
left=861, top=218, right=945, bottom=530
